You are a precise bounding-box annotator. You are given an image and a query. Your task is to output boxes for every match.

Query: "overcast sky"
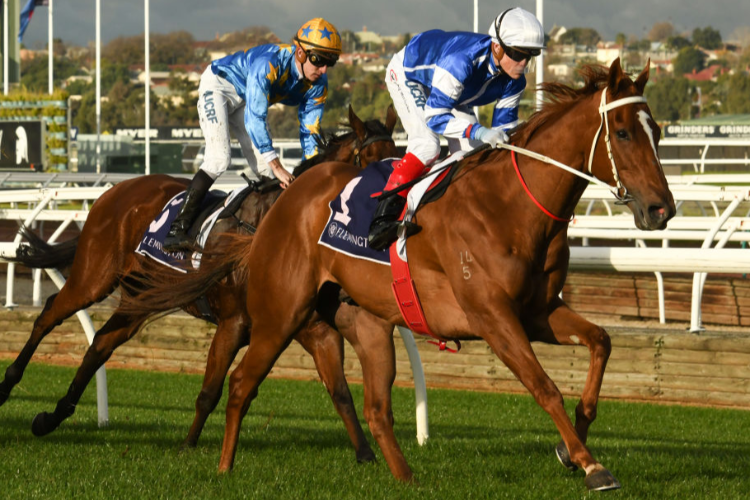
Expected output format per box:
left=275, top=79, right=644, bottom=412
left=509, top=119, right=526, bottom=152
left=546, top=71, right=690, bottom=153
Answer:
left=19, top=0, right=750, bottom=49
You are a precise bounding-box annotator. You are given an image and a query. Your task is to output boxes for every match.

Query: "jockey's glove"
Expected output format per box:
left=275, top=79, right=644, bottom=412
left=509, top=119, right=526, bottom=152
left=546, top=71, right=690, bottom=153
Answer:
left=474, top=126, right=509, bottom=148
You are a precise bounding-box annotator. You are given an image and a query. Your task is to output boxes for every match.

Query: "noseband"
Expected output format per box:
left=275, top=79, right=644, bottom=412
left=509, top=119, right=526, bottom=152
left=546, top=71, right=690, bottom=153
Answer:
left=587, top=87, right=648, bottom=204
left=352, top=133, right=395, bottom=168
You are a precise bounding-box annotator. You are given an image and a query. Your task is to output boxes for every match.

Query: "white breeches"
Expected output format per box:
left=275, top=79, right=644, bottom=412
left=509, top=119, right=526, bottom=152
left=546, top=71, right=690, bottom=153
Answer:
left=196, top=67, right=261, bottom=179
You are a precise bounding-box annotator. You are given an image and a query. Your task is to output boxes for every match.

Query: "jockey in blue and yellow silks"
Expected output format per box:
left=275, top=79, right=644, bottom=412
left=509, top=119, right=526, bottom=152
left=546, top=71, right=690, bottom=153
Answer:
left=164, top=18, right=341, bottom=252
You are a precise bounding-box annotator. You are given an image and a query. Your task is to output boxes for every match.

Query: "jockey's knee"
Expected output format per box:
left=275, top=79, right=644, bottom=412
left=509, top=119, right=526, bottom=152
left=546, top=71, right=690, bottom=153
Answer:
left=198, top=162, right=225, bottom=180
left=408, top=140, right=440, bottom=166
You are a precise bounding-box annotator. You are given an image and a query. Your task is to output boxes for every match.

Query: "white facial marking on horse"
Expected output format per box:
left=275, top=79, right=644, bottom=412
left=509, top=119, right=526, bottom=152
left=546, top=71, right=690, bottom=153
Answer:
left=570, top=335, right=581, bottom=345
left=637, top=110, right=660, bottom=166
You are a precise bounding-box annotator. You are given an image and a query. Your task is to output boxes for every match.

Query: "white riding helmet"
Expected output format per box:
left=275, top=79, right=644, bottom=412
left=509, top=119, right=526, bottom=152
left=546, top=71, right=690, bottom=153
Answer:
left=488, top=7, right=544, bottom=50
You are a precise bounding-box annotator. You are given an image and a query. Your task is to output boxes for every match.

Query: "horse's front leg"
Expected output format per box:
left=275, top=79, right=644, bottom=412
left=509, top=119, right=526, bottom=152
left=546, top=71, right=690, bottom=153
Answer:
left=183, top=314, right=249, bottom=449
left=296, top=316, right=376, bottom=463
left=544, top=297, right=612, bottom=471
left=469, top=301, right=619, bottom=491
left=338, top=307, right=412, bottom=482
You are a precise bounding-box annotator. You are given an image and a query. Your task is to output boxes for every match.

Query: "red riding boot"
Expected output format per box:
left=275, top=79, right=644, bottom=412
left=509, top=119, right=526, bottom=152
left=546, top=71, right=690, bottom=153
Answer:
left=368, top=153, right=426, bottom=250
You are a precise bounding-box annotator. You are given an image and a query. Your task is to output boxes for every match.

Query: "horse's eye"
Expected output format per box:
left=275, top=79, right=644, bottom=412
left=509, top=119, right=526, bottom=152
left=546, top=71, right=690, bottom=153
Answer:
left=615, top=129, right=630, bottom=141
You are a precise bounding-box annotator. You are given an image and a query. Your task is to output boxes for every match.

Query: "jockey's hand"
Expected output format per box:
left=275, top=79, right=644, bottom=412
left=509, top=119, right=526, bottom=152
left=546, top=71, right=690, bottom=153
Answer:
left=475, top=126, right=509, bottom=148
left=268, top=158, right=294, bottom=189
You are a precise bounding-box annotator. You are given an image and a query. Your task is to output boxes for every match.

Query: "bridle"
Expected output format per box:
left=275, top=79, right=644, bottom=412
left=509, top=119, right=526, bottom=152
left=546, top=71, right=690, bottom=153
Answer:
left=587, top=86, right=648, bottom=204
left=495, top=87, right=651, bottom=220
left=352, top=131, right=395, bottom=168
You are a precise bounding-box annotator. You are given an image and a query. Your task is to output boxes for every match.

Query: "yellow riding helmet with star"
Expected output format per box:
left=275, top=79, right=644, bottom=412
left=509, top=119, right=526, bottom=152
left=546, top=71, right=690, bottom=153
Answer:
left=294, top=18, right=342, bottom=55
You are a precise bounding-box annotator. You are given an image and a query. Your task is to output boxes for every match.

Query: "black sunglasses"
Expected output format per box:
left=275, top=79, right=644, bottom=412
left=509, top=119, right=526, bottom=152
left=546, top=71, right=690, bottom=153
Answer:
left=500, top=42, right=541, bottom=63
left=307, top=51, right=338, bottom=68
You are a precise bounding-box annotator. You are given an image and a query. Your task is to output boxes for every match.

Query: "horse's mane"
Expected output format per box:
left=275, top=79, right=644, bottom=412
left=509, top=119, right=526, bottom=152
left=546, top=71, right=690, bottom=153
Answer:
left=513, top=64, right=610, bottom=146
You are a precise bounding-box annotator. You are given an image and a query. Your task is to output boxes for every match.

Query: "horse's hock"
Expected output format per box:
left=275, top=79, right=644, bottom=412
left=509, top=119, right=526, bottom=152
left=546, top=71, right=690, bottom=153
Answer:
left=2, top=271, right=749, bottom=409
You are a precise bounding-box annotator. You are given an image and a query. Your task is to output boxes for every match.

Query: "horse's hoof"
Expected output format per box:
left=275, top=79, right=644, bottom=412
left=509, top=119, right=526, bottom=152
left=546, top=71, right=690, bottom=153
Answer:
left=584, top=468, right=621, bottom=491
left=555, top=440, right=577, bottom=471
left=31, top=412, right=58, bottom=437
left=179, top=439, right=198, bottom=453
left=356, top=447, right=376, bottom=464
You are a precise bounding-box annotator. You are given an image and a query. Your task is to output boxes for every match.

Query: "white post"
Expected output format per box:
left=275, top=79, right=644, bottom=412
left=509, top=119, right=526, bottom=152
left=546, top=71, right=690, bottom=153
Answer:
left=95, top=0, right=101, bottom=173
left=535, top=0, right=544, bottom=111
left=3, top=0, right=8, bottom=95
left=397, top=327, right=429, bottom=445
left=473, top=0, right=478, bottom=32
left=48, top=0, right=53, bottom=94
left=144, top=0, right=150, bottom=175
left=472, top=0, right=479, bottom=118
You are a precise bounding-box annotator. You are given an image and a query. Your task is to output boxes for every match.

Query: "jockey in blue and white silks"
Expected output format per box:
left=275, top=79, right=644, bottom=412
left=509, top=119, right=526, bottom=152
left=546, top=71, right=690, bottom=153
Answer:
left=164, top=18, right=341, bottom=252
left=399, top=30, right=526, bottom=147
left=368, top=7, right=545, bottom=250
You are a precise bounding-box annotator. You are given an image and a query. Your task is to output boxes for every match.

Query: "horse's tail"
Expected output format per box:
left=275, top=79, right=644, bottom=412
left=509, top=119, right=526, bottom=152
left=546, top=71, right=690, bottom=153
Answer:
left=118, top=232, right=254, bottom=317
left=6, top=225, right=79, bottom=269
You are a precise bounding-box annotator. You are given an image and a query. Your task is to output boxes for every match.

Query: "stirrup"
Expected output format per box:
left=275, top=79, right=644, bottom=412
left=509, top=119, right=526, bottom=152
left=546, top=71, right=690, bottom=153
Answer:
left=163, top=232, right=194, bottom=253
left=368, top=219, right=421, bottom=251
left=163, top=221, right=193, bottom=252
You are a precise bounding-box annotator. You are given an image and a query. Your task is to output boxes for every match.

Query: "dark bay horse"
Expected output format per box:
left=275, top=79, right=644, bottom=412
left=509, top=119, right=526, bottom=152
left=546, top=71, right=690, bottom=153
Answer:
left=1, top=106, right=397, bottom=462
left=192, top=60, right=674, bottom=490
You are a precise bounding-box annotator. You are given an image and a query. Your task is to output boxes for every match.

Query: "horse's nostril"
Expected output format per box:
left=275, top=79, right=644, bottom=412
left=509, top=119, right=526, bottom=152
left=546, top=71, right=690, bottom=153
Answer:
left=649, top=205, right=671, bottom=223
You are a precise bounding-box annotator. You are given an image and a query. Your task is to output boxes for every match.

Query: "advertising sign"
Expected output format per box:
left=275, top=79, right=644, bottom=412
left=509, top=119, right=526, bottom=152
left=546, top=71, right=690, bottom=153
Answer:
left=0, top=121, right=44, bottom=169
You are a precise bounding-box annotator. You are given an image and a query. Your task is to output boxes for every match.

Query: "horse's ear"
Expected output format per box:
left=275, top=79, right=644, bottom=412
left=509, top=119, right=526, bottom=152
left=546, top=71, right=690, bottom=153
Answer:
left=607, top=57, right=625, bottom=95
left=385, top=104, right=397, bottom=135
left=348, top=104, right=367, bottom=142
left=634, top=59, right=650, bottom=95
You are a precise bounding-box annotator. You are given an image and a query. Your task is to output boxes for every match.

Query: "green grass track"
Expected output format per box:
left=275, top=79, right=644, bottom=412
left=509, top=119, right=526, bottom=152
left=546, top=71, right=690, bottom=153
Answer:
left=0, top=361, right=748, bottom=499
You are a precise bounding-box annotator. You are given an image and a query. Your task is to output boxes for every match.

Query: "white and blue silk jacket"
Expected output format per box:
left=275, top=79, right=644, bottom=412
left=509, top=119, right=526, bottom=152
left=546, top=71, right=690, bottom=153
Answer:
left=402, top=30, right=526, bottom=139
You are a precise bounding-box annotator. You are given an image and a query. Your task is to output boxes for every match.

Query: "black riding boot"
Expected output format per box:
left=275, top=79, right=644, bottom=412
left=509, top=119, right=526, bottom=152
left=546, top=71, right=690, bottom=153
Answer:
left=368, top=195, right=408, bottom=251
left=163, top=170, right=214, bottom=252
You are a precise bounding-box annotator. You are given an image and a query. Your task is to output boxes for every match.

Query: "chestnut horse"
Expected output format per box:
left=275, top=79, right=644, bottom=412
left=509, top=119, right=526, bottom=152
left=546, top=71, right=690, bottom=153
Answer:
left=192, top=60, right=674, bottom=490
left=1, top=106, right=397, bottom=462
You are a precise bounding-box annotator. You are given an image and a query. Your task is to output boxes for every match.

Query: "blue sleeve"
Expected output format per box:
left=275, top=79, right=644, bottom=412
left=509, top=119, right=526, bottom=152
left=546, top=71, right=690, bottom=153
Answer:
left=243, top=58, right=275, bottom=154
left=423, top=55, right=475, bottom=138
left=491, top=76, right=526, bottom=130
left=298, top=80, right=327, bottom=159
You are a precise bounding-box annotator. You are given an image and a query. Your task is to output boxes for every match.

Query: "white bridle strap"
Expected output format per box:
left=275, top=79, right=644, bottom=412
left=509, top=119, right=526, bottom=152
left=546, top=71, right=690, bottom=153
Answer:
left=587, top=87, right=647, bottom=200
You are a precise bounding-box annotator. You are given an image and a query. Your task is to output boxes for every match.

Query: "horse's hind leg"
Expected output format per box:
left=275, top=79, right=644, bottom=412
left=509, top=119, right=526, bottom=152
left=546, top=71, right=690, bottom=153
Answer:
left=183, top=315, right=249, bottom=449
left=31, top=310, right=147, bottom=436
left=544, top=298, right=611, bottom=472
left=296, top=317, right=375, bottom=463
left=218, top=321, right=296, bottom=473
left=0, top=274, right=115, bottom=408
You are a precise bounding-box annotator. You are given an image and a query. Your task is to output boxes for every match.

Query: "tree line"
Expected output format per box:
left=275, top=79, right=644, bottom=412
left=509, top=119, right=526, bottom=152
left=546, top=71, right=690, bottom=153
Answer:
left=17, top=22, right=750, bottom=137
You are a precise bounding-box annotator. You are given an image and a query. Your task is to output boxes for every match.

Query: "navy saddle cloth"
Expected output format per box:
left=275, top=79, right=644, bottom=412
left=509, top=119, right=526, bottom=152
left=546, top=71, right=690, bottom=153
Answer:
left=318, top=159, right=395, bottom=265
left=136, top=189, right=234, bottom=271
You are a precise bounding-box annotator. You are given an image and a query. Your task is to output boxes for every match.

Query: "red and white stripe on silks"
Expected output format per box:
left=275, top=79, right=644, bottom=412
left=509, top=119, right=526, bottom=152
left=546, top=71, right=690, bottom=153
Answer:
left=395, top=149, right=472, bottom=262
